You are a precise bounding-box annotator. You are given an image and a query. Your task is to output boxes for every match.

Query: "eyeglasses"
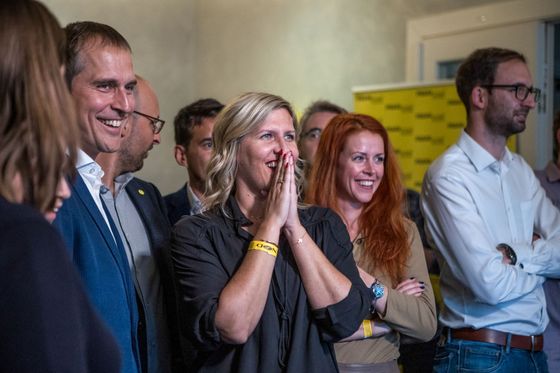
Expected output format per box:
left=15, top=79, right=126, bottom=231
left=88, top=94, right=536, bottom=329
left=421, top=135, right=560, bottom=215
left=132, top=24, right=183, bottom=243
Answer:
left=133, top=110, right=165, bottom=134
left=481, top=84, right=541, bottom=103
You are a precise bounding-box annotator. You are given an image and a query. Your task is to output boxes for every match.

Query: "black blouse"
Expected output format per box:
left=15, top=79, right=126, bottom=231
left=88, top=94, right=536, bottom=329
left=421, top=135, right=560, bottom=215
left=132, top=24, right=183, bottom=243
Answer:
left=171, top=196, right=371, bottom=372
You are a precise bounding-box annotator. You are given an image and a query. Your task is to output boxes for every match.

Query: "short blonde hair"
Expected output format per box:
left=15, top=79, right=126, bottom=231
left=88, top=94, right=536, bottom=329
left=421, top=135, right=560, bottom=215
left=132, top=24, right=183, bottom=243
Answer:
left=205, top=92, right=301, bottom=214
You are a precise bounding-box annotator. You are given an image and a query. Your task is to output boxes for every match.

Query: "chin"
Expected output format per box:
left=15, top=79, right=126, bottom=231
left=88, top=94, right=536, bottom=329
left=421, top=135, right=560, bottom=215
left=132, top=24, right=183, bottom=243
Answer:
left=44, top=211, right=57, bottom=223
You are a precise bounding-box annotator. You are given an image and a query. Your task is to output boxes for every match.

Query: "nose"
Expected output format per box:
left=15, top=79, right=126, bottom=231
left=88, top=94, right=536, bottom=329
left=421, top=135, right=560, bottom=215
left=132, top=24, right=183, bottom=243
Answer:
left=113, top=87, right=133, bottom=115
left=57, top=178, right=71, bottom=200
left=363, top=159, right=375, bottom=175
left=523, top=93, right=537, bottom=109
left=274, top=137, right=288, bottom=154
left=153, top=132, right=161, bottom=145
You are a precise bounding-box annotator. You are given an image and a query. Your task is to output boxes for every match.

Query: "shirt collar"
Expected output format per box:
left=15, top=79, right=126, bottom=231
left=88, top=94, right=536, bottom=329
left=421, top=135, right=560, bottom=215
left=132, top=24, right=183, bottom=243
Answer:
left=457, top=130, right=513, bottom=173
left=76, top=148, right=104, bottom=180
left=545, top=161, right=560, bottom=183
left=76, top=148, right=96, bottom=169
left=113, top=172, right=134, bottom=196
left=186, top=183, right=204, bottom=215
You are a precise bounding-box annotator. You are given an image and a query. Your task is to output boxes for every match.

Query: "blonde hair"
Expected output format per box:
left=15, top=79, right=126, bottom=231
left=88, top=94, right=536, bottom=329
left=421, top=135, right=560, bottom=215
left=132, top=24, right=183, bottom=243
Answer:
left=0, top=0, right=79, bottom=213
left=205, top=92, right=301, bottom=214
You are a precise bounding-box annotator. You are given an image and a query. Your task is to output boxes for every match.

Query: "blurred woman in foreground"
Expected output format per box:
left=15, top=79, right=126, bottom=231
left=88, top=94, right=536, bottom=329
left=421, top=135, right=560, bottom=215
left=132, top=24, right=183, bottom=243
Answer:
left=307, top=114, right=436, bottom=373
left=171, top=92, right=371, bottom=372
left=0, top=1, right=120, bottom=371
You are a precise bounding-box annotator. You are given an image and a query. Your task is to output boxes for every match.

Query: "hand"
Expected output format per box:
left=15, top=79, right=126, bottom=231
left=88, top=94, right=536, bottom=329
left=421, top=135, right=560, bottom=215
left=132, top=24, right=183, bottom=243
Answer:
left=262, top=150, right=291, bottom=229
left=280, top=151, right=302, bottom=233
left=395, top=278, right=425, bottom=297
left=496, top=246, right=511, bottom=265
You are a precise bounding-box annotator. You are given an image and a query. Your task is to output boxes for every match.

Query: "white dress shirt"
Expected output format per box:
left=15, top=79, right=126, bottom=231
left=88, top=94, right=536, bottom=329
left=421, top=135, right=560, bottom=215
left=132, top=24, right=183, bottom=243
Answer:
left=76, top=149, right=114, bottom=239
left=421, top=130, right=560, bottom=335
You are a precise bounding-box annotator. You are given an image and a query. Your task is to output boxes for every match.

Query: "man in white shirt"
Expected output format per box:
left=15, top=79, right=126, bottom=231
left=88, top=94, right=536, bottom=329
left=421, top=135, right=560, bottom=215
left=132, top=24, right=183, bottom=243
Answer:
left=421, top=47, right=559, bottom=372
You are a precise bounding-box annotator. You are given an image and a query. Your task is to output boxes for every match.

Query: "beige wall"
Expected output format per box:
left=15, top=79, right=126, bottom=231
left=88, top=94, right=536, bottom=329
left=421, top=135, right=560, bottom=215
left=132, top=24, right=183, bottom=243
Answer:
left=43, top=0, right=507, bottom=194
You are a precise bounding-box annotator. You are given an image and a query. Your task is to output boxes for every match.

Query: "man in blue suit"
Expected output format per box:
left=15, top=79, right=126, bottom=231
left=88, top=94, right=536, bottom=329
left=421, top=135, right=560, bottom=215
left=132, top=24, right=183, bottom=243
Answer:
left=53, top=22, right=140, bottom=373
left=97, top=76, right=185, bottom=372
left=164, top=98, right=224, bottom=225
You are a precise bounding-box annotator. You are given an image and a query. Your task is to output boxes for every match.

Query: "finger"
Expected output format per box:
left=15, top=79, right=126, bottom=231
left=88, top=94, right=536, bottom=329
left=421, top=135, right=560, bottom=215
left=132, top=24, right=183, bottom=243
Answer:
left=272, top=150, right=285, bottom=188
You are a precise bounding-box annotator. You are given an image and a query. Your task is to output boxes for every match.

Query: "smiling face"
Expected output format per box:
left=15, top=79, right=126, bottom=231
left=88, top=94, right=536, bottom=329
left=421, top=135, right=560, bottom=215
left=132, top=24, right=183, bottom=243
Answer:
left=70, top=42, right=136, bottom=158
left=44, top=178, right=71, bottom=223
left=336, top=130, right=385, bottom=210
left=236, top=108, right=298, bottom=198
left=484, top=59, right=536, bottom=138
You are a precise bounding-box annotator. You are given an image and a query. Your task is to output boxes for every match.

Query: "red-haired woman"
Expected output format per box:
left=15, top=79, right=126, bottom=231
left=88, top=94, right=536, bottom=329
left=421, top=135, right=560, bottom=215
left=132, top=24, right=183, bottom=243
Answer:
left=306, top=113, right=436, bottom=373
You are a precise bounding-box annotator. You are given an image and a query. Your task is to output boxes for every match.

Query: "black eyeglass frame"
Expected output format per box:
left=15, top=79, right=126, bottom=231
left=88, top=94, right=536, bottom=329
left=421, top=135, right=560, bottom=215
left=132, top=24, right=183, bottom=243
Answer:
left=480, top=84, right=541, bottom=103
left=133, top=110, right=165, bottom=134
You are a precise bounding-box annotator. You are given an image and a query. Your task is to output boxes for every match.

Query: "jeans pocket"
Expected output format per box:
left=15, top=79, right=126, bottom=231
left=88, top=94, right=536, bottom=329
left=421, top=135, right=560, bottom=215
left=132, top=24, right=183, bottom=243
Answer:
left=432, top=346, right=455, bottom=373
left=460, top=345, right=503, bottom=372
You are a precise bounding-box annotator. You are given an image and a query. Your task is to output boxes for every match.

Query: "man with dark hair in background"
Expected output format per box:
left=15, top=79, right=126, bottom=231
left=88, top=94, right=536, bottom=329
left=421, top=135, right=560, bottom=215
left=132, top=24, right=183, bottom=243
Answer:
left=54, top=21, right=140, bottom=373
left=422, top=47, right=557, bottom=372
left=164, top=98, right=224, bottom=225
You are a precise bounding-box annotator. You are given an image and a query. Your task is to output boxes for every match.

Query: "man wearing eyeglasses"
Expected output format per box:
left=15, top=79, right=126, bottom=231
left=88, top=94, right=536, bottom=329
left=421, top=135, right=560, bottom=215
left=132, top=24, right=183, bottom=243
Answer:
left=421, top=47, right=560, bottom=373
left=97, top=76, right=181, bottom=373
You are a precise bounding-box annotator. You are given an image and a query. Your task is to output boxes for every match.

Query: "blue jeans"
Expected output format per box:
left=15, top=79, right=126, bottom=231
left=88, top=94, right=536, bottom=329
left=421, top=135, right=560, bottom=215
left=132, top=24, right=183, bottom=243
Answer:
left=433, top=337, right=548, bottom=373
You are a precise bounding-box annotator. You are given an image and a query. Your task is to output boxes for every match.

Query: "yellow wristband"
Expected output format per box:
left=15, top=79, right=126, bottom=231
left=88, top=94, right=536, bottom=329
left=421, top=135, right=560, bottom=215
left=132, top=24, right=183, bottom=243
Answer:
left=362, top=319, right=373, bottom=338
left=248, top=240, right=278, bottom=257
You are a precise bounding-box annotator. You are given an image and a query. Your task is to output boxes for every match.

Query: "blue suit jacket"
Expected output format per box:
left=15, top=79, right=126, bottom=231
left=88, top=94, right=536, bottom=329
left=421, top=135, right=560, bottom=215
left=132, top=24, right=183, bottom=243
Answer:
left=53, top=174, right=140, bottom=373
left=163, top=184, right=191, bottom=226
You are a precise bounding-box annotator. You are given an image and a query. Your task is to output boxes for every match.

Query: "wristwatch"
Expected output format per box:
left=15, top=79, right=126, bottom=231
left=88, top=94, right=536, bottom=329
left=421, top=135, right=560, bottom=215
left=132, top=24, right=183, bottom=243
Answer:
left=496, top=243, right=517, bottom=265
left=370, top=279, right=385, bottom=313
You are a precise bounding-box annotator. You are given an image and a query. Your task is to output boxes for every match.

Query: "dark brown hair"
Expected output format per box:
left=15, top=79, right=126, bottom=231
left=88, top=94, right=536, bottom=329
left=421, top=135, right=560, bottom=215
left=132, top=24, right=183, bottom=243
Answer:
left=456, top=47, right=526, bottom=112
left=64, top=21, right=132, bottom=86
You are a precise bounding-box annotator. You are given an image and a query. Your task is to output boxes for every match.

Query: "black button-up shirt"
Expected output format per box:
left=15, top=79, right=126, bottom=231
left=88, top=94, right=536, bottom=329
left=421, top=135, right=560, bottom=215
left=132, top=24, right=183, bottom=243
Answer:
left=171, top=196, right=371, bottom=372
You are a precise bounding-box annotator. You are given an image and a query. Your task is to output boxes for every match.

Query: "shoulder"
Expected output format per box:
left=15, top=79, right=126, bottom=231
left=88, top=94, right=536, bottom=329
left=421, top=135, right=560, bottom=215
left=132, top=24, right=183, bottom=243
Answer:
left=164, top=186, right=186, bottom=205
left=300, top=205, right=350, bottom=245
left=425, top=144, right=469, bottom=183
left=300, top=205, right=342, bottom=226
left=173, top=209, right=223, bottom=239
left=0, top=199, right=66, bottom=254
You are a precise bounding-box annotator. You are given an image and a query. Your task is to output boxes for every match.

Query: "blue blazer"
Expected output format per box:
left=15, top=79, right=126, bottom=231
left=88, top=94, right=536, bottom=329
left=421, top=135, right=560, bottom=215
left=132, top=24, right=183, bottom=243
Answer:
left=53, top=175, right=140, bottom=373
left=163, top=184, right=191, bottom=226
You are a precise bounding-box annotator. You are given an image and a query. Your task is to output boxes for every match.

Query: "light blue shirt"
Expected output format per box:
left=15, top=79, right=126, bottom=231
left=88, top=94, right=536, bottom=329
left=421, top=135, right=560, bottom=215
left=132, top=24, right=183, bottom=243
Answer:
left=101, top=173, right=170, bottom=373
left=421, top=130, right=560, bottom=335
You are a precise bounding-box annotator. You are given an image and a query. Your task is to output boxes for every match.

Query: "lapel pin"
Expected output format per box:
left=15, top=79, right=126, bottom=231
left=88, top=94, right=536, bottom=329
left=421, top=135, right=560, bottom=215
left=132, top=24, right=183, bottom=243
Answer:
left=138, top=189, right=145, bottom=196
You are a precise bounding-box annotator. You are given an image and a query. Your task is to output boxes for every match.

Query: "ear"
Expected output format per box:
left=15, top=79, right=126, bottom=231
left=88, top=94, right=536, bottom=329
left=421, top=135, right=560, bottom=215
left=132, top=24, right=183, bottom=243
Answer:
left=471, top=86, right=487, bottom=110
left=121, top=116, right=132, bottom=138
left=174, top=145, right=188, bottom=168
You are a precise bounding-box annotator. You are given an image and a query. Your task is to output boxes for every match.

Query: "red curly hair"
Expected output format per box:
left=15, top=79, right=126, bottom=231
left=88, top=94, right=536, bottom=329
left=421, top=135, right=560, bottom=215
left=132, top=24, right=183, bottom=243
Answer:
left=305, top=113, right=409, bottom=285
